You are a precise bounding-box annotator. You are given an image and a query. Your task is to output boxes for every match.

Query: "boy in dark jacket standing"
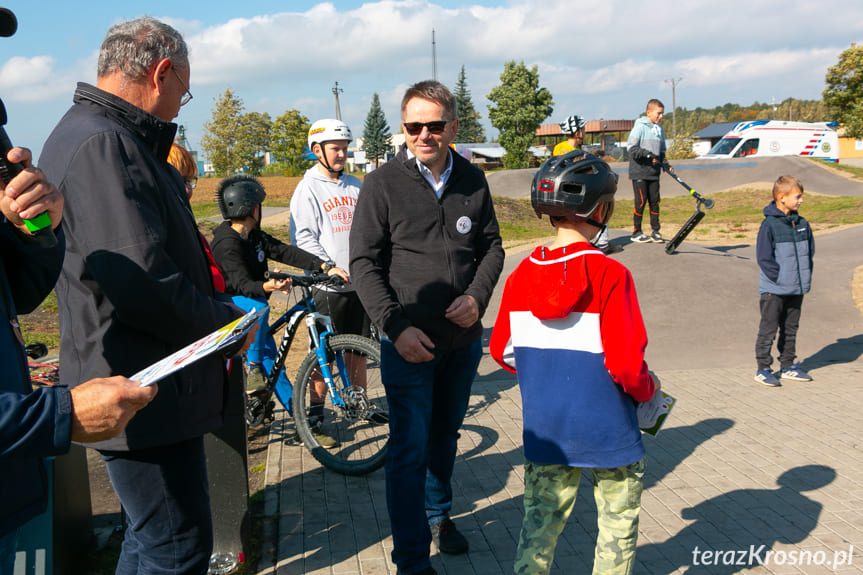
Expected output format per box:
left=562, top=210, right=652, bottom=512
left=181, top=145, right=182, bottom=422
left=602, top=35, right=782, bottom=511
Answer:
left=754, top=175, right=814, bottom=387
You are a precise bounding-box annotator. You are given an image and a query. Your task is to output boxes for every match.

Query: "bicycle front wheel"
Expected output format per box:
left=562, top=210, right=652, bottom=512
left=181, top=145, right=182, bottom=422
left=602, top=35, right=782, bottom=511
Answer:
left=293, top=334, right=388, bottom=475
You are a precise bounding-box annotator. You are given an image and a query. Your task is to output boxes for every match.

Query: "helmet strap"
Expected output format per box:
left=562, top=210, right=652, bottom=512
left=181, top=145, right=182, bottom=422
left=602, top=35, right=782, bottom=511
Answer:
left=317, top=143, right=344, bottom=177
left=586, top=220, right=606, bottom=246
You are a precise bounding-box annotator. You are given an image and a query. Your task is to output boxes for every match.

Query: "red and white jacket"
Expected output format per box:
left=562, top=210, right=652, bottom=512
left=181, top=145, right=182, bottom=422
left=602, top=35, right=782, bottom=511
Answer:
left=490, top=242, right=655, bottom=468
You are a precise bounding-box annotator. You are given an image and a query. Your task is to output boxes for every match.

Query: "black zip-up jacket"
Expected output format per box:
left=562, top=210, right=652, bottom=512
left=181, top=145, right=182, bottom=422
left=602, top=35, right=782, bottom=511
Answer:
left=210, top=221, right=325, bottom=299
left=349, top=145, right=504, bottom=350
left=39, top=83, right=242, bottom=451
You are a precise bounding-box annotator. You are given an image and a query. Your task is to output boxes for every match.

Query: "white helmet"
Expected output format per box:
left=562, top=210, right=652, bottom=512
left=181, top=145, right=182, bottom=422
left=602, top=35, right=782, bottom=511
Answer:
left=308, top=119, right=353, bottom=149
left=559, top=115, right=586, bottom=136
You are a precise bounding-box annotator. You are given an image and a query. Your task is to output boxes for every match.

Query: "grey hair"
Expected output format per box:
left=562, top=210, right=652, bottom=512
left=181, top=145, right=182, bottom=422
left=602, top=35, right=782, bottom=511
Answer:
left=97, top=16, right=188, bottom=80
left=401, top=80, right=457, bottom=121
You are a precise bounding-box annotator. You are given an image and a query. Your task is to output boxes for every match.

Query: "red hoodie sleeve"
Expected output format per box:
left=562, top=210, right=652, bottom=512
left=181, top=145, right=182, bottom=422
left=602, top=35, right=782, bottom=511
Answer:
left=490, top=270, right=518, bottom=374
left=599, top=265, right=656, bottom=402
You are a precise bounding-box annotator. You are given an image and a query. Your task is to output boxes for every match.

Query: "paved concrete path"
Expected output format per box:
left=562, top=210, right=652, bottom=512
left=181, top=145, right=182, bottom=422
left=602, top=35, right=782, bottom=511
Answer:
left=252, top=223, right=863, bottom=575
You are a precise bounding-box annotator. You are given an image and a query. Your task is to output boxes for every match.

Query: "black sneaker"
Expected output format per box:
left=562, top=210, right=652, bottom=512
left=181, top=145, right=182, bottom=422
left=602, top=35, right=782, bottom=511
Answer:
left=430, top=517, right=468, bottom=554
left=601, top=244, right=623, bottom=255
left=631, top=231, right=650, bottom=243
left=365, top=406, right=389, bottom=424
left=650, top=231, right=664, bottom=243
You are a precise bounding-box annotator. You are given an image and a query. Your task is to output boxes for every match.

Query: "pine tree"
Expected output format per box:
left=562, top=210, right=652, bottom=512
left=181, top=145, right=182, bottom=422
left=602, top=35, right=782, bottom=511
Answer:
left=454, top=65, right=485, bottom=143
left=362, top=93, right=392, bottom=167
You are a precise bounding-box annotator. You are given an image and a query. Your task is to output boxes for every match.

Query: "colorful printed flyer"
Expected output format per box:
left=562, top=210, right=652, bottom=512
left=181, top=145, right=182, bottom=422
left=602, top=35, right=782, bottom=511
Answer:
left=132, top=307, right=267, bottom=387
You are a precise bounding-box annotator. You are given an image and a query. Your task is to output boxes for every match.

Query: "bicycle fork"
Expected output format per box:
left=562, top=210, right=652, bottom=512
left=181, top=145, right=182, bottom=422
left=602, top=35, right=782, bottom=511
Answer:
left=306, top=313, right=348, bottom=410
left=306, top=314, right=369, bottom=420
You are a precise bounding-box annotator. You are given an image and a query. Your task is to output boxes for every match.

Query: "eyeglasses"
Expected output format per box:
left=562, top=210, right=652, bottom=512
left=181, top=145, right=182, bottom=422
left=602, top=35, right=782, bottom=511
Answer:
left=403, top=120, right=450, bottom=136
left=184, top=177, right=197, bottom=190
left=171, top=67, right=193, bottom=107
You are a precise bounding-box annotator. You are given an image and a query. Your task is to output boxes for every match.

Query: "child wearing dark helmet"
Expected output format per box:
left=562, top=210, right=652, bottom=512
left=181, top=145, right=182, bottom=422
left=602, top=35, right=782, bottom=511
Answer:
left=489, top=150, right=660, bottom=575
left=210, top=175, right=347, bottom=444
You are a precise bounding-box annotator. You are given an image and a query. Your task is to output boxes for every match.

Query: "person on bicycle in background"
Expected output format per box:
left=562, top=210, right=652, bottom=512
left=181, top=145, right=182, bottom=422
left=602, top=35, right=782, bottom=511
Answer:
left=210, top=174, right=348, bottom=446
left=290, top=120, right=384, bottom=426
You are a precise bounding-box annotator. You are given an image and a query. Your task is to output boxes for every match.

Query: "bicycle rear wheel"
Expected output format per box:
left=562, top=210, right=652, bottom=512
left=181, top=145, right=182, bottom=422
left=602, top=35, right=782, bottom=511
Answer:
left=293, top=334, right=388, bottom=475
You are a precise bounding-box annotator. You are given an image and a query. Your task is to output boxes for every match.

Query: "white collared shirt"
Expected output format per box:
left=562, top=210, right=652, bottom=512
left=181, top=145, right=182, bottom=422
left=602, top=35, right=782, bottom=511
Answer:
left=406, top=147, right=453, bottom=199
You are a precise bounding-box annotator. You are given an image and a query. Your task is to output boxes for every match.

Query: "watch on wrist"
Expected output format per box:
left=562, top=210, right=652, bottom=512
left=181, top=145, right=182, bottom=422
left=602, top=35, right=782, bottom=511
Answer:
left=321, top=260, right=336, bottom=273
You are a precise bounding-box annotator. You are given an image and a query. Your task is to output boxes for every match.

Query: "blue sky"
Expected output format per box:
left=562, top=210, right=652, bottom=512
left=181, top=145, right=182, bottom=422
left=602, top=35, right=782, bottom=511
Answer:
left=1, top=0, right=862, bottom=159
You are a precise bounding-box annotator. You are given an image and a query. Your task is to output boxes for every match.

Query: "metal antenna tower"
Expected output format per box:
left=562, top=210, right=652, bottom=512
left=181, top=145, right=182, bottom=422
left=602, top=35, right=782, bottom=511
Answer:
left=332, top=81, right=343, bottom=120
left=432, top=29, right=437, bottom=81
left=664, top=77, right=683, bottom=140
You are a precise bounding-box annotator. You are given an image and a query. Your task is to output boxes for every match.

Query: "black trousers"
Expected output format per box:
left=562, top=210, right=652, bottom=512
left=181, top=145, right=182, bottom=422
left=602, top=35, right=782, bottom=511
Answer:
left=755, top=292, right=804, bottom=371
left=632, top=179, right=661, bottom=233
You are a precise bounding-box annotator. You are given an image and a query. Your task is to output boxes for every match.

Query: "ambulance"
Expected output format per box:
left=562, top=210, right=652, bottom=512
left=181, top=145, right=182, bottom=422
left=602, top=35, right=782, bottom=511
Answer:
left=700, top=120, right=839, bottom=162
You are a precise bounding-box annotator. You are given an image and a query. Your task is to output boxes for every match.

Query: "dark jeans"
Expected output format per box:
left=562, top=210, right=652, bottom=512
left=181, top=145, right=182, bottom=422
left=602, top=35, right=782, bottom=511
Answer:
left=381, top=338, right=482, bottom=574
left=755, top=293, right=804, bottom=371
left=632, top=179, right=661, bottom=233
left=102, top=436, right=212, bottom=575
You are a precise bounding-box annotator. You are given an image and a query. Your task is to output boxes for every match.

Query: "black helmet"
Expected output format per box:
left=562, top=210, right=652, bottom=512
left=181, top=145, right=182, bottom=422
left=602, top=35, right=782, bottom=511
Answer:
left=531, top=150, right=618, bottom=221
left=216, top=174, right=266, bottom=220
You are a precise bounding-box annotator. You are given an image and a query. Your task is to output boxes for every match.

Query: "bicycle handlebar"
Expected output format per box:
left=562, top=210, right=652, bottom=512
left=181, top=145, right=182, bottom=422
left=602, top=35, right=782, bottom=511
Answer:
left=265, top=270, right=346, bottom=289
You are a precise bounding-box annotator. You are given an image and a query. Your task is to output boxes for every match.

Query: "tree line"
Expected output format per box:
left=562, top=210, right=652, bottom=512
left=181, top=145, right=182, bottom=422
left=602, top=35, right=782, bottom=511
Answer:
left=200, top=46, right=863, bottom=175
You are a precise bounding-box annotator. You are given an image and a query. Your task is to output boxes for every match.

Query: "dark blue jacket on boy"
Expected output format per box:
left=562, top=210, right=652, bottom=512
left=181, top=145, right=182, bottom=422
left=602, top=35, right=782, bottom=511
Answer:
left=756, top=202, right=814, bottom=295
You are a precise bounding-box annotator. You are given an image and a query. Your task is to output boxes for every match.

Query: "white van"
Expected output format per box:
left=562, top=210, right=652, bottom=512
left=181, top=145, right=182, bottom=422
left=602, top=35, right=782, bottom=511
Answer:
left=700, top=120, right=839, bottom=162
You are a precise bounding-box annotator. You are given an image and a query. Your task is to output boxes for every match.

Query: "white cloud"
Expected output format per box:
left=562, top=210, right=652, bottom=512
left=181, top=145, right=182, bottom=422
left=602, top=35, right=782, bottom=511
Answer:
left=9, top=0, right=863, bottom=154
left=0, top=56, right=83, bottom=102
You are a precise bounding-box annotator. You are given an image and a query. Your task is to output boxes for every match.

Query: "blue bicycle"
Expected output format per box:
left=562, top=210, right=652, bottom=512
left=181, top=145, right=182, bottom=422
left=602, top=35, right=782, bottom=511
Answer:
left=243, top=271, right=388, bottom=475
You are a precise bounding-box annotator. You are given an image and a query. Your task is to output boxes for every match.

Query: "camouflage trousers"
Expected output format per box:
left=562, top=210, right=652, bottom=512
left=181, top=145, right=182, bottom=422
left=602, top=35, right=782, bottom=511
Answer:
left=513, top=458, right=646, bottom=575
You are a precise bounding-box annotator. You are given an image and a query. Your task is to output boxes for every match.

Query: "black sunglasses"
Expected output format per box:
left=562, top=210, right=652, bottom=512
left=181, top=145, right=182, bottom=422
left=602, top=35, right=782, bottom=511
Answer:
left=403, top=120, right=450, bottom=136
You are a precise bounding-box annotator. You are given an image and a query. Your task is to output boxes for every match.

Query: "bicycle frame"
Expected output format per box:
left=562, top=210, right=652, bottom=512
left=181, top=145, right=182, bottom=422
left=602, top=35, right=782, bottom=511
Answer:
left=245, top=271, right=388, bottom=475
left=259, top=283, right=351, bottom=417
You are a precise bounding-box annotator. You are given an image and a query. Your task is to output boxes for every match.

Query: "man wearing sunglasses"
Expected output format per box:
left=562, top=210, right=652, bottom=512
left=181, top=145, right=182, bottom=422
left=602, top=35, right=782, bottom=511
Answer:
left=39, top=16, right=246, bottom=574
left=350, top=80, right=504, bottom=575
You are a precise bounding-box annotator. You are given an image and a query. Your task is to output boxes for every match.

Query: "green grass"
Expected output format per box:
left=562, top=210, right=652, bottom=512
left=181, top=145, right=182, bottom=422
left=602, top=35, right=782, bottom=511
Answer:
left=39, top=291, right=58, bottom=313
left=20, top=324, right=60, bottom=350
left=492, top=188, right=863, bottom=244
left=828, top=162, right=863, bottom=179
left=191, top=202, right=221, bottom=220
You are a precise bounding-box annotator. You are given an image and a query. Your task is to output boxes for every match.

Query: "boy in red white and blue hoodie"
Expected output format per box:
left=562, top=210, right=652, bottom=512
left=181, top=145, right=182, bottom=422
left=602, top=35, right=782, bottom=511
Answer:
left=490, top=150, right=659, bottom=575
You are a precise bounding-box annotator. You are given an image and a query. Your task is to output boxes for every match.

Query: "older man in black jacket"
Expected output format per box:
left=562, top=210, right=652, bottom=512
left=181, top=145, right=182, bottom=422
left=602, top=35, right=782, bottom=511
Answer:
left=39, top=17, right=245, bottom=574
